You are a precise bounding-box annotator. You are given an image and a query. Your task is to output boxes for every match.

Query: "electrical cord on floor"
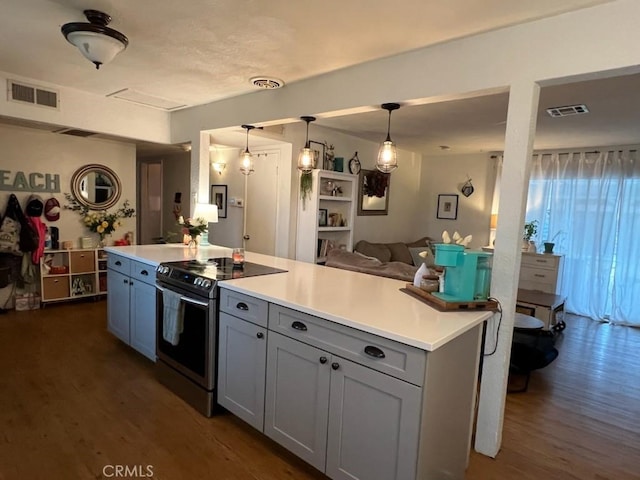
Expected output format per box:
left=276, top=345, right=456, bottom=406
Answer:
left=483, top=297, right=502, bottom=356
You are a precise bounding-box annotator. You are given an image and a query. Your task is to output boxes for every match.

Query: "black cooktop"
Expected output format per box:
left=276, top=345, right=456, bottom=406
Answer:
left=163, top=257, right=287, bottom=281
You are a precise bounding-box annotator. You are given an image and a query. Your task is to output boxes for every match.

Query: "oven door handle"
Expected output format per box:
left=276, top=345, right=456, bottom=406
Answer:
left=180, top=296, right=209, bottom=308
left=156, top=285, right=209, bottom=308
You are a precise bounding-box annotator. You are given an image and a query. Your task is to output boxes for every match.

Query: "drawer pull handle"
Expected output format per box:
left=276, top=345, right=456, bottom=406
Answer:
left=534, top=274, right=546, bottom=278
left=115, top=261, right=122, bottom=266
left=319, top=356, right=327, bottom=364
left=331, top=362, right=340, bottom=370
left=256, top=332, right=264, bottom=339
left=292, top=321, right=308, bottom=331
left=140, top=270, right=149, bottom=276
left=236, top=302, right=249, bottom=311
left=123, top=279, right=128, bottom=284
left=364, top=345, right=386, bottom=359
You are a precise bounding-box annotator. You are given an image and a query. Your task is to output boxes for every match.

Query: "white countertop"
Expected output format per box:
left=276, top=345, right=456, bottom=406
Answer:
left=105, top=245, right=492, bottom=351
left=104, top=244, right=233, bottom=266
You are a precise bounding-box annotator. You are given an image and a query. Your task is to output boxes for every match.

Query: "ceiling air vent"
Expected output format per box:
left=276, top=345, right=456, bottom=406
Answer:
left=250, top=77, right=284, bottom=90
left=8, top=80, right=59, bottom=109
left=546, top=104, right=589, bottom=118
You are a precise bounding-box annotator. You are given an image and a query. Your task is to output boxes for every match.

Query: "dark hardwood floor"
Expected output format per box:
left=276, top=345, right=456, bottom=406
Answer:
left=1, top=302, right=638, bottom=479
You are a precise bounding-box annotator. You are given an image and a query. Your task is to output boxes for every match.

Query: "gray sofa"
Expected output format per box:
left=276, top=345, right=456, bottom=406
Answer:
left=324, top=237, right=435, bottom=282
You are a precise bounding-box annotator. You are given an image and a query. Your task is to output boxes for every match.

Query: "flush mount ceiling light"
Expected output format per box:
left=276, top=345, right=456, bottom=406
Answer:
left=297, top=116, right=317, bottom=173
left=61, top=10, right=129, bottom=69
left=376, top=103, right=400, bottom=174
left=239, top=125, right=256, bottom=175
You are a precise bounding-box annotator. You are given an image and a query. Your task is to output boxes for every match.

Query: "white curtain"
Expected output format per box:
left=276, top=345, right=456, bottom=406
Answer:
left=527, top=149, right=640, bottom=326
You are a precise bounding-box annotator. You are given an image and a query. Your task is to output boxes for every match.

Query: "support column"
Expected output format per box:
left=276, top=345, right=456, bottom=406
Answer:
left=474, top=80, right=540, bottom=457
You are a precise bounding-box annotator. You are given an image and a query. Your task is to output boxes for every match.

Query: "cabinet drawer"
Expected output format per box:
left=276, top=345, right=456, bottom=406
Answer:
left=521, top=253, right=559, bottom=270
left=70, top=250, right=95, bottom=273
left=107, top=254, right=131, bottom=275
left=42, top=276, right=70, bottom=300
left=268, top=304, right=426, bottom=386
left=520, top=266, right=557, bottom=289
left=131, top=261, right=155, bottom=286
left=220, top=289, right=269, bottom=328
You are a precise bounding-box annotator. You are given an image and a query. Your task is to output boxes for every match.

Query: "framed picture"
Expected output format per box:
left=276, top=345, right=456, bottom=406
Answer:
left=357, top=169, right=390, bottom=216
left=210, top=184, right=228, bottom=218
left=318, top=208, right=328, bottom=226
left=437, top=194, right=459, bottom=220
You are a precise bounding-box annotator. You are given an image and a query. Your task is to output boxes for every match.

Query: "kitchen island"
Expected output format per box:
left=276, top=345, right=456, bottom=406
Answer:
left=105, top=245, right=493, bottom=480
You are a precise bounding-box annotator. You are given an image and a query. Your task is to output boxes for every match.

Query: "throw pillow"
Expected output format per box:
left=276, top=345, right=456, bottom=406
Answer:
left=354, top=240, right=392, bottom=263
left=387, top=242, right=414, bottom=264
left=409, top=246, right=435, bottom=267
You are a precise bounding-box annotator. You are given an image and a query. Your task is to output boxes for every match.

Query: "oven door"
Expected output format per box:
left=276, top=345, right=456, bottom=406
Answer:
left=156, top=283, right=216, bottom=391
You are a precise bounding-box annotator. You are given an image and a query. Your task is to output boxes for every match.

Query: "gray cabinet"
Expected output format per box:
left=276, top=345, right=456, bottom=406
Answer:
left=218, top=287, right=483, bottom=480
left=264, top=331, right=330, bottom=470
left=129, top=279, right=156, bottom=360
left=106, top=253, right=156, bottom=361
left=265, top=307, right=422, bottom=480
left=326, top=356, right=421, bottom=480
left=218, top=312, right=267, bottom=431
left=217, top=289, right=269, bottom=431
left=107, top=269, right=130, bottom=343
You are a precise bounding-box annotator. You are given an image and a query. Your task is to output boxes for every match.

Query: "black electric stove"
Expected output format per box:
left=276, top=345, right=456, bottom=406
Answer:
left=156, top=257, right=287, bottom=299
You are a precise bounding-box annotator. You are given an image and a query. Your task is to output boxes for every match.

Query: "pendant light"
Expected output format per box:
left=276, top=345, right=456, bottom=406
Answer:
left=239, top=125, right=255, bottom=175
left=297, top=116, right=317, bottom=173
left=376, top=103, right=400, bottom=173
left=61, top=10, right=129, bottom=69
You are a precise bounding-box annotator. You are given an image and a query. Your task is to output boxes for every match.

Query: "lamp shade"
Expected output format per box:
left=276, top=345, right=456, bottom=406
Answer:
left=377, top=140, right=398, bottom=173
left=61, top=10, right=128, bottom=69
left=297, top=147, right=316, bottom=172
left=239, top=150, right=254, bottom=175
left=193, top=203, right=219, bottom=225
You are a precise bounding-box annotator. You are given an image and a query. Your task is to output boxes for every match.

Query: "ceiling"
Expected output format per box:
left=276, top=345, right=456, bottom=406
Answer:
left=4, top=0, right=637, bottom=156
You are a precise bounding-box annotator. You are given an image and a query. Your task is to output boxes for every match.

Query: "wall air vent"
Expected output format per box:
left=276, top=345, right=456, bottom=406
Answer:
left=53, top=128, right=96, bottom=137
left=546, top=104, right=589, bottom=117
left=8, top=80, right=59, bottom=109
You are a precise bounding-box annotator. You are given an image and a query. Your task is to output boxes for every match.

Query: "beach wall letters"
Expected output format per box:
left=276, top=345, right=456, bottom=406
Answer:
left=0, top=170, right=61, bottom=192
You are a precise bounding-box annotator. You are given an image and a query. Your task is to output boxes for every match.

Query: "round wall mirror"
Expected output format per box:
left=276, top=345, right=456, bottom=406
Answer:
left=70, top=164, right=122, bottom=210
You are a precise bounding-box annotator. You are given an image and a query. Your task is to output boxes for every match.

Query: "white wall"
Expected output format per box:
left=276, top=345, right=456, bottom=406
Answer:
left=0, top=124, right=136, bottom=248
left=419, top=153, right=496, bottom=248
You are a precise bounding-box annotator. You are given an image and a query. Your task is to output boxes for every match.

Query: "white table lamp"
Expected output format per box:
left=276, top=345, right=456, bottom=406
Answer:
left=192, top=203, right=218, bottom=246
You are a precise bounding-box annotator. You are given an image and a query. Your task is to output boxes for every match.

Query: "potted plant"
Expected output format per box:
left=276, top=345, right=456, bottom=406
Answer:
left=523, top=220, right=538, bottom=252
left=543, top=230, right=563, bottom=254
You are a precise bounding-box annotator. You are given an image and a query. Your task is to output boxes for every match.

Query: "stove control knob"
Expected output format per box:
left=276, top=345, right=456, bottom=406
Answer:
left=194, top=277, right=202, bottom=286
left=202, top=280, right=212, bottom=289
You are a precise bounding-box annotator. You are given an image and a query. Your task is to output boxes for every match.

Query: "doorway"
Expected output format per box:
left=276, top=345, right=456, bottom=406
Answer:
left=137, top=160, right=163, bottom=244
